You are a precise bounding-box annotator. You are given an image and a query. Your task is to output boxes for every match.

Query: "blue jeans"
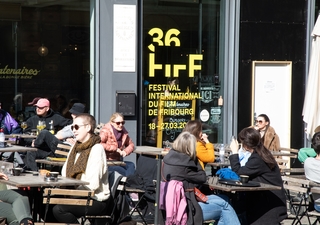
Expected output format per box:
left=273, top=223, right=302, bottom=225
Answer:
left=198, top=194, right=240, bottom=225
left=315, top=203, right=320, bottom=212
left=108, top=161, right=135, bottom=176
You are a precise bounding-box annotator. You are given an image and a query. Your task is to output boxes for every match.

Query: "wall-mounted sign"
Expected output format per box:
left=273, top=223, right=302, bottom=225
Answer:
left=0, top=65, right=41, bottom=79
left=113, top=4, right=136, bottom=72
left=200, top=109, right=210, bottom=122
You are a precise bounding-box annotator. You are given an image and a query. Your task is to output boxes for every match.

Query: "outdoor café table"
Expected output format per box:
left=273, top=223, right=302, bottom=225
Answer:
left=271, top=151, right=297, bottom=158
left=134, top=146, right=168, bottom=225
left=0, top=145, right=37, bottom=153
left=36, top=158, right=127, bottom=167
left=0, top=173, right=89, bottom=221
left=207, top=176, right=282, bottom=192
left=5, top=134, right=37, bottom=145
left=207, top=160, right=231, bottom=168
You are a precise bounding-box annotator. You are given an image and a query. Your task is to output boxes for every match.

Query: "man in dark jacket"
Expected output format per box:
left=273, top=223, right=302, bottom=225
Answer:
left=23, top=98, right=72, bottom=171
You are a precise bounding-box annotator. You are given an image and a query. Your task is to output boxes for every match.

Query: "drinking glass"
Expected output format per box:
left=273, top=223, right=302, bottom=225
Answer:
left=37, top=121, right=46, bottom=134
left=21, top=122, right=27, bottom=134
left=41, top=121, right=46, bottom=130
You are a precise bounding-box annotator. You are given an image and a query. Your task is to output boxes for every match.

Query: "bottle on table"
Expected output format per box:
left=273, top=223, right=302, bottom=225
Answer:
left=0, top=128, right=5, bottom=142
left=219, top=144, right=225, bottom=163
left=49, top=120, right=54, bottom=134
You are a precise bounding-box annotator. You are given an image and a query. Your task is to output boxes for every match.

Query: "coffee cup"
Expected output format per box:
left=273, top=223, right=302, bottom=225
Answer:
left=12, top=168, right=22, bottom=176
left=240, top=175, right=249, bottom=183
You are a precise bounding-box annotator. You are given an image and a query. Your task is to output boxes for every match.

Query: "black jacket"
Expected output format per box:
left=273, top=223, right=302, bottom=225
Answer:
left=24, top=109, right=71, bottom=145
left=162, top=149, right=206, bottom=225
left=230, top=152, right=287, bottom=225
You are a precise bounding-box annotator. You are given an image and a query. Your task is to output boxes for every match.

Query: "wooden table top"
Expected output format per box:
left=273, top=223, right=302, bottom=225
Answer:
left=134, top=146, right=168, bottom=156
left=0, top=145, right=37, bottom=152
left=36, top=159, right=127, bottom=167
left=207, top=176, right=282, bottom=192
left=5, top=134, right=37, bottom=139
left=207, top=161, right=230, bottom=167
left=0, top=173, right=89, bottom=188
left=271, top=151, right=297, bottom=158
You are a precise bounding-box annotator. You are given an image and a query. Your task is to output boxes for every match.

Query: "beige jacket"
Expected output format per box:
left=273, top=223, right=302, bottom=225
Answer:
left=262, top=126, right=280, bottom=151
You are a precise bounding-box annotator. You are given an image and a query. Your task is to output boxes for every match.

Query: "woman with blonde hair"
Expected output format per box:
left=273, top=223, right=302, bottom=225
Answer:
left=100, top=112, right=135, bottom=176
left=162, top=131, right=240, bottom=224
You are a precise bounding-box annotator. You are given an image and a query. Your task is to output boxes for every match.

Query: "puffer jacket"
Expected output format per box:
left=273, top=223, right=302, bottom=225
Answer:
left=99, top=122, right=134, bottom=160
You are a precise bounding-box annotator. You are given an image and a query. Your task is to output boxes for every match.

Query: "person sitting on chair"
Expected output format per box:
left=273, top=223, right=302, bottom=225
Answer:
left=52, top=113, right=110, bottom=223
left=229, top=127, right=287, bottom=224
left=252, top=114, right=280, bottom=151
left=0, top=172, right=34, bottom=225
left=162, top=131, right=240, bottom=225
left=99, top=112, right=135, bottom=176
left=304, top=131, right=320, bottom=212
left=23, top=98, right=72, bottom=171
left=0, top=102, right=21, bottom=134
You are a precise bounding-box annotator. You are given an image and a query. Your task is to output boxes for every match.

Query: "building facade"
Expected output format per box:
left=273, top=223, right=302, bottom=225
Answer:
left=0, top=0, right=318, bottom=155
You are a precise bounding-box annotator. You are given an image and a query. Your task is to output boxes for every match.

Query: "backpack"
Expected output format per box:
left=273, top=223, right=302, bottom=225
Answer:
left=107, top=171, right=130, bottom=224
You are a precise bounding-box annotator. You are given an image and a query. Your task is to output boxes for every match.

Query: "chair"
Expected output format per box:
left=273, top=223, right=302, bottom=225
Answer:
left=82, top=171, right=130, bottom=225
left=41, top=188, right=94, bottom=224
left=35, top=144, right=71, bottom=169
left=125, top=186, right=148, bottom=225
left=307, top=186, right=320, bottom=225
left=282, top=176, right=312, bottom=225
left=276, top=158, right=290, bottom=174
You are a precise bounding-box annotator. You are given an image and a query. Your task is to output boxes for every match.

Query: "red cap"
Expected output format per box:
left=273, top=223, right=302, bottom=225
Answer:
left=28, top=97, right=41, bottom=105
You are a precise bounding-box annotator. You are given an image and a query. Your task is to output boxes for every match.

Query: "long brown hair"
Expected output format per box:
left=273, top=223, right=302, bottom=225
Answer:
left=183, top=120, right=202, bottom=142
left=238, top=127, right=276, bottom=169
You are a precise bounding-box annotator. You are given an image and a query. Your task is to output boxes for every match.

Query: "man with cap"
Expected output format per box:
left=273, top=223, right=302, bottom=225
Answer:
left=23, top=98, right=74, bottom=171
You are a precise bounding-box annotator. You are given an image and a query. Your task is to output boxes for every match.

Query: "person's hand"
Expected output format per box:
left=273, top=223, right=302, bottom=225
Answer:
left=201, top=133, right=209, bottom=143
left=230, top=138, right=239, bottom=154
left=66, top=138, right=76, bottom=145
left=117, top=148, right=127, bottom=157
left=0, top=172, right=8, bottom=180
left=31, top=139, right=35, bottom=147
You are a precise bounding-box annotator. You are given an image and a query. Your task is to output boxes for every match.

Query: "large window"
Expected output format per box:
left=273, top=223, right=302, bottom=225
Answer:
left=142, top=0, right=223, bottom=147
left=0, top=1, right=90, bottom=121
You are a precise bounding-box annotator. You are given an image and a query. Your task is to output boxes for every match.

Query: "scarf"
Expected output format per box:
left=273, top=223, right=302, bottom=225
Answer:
left=111, top=125, right=123, bottom=148
left=66, top=134, right=101, bottom=180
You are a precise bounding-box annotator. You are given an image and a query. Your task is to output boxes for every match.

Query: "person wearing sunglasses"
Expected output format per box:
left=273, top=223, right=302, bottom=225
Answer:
left=53, top=113, right=110, bottom=223
left=99, top=112, right=135, bottom=176
left=253, top=114, right=280, bottom=152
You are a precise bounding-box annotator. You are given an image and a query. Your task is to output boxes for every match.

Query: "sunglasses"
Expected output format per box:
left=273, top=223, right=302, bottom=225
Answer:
left=113, top=121, right=125, bottom=125
left=255, top=120, right=264, bottom=124
left=37, top=106, right=47, bottom=110
left=71, top=124, right=87, bottom=130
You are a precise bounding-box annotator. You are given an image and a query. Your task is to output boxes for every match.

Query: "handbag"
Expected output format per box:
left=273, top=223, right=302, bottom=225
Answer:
left=194, top=187, right=208, bottom=203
